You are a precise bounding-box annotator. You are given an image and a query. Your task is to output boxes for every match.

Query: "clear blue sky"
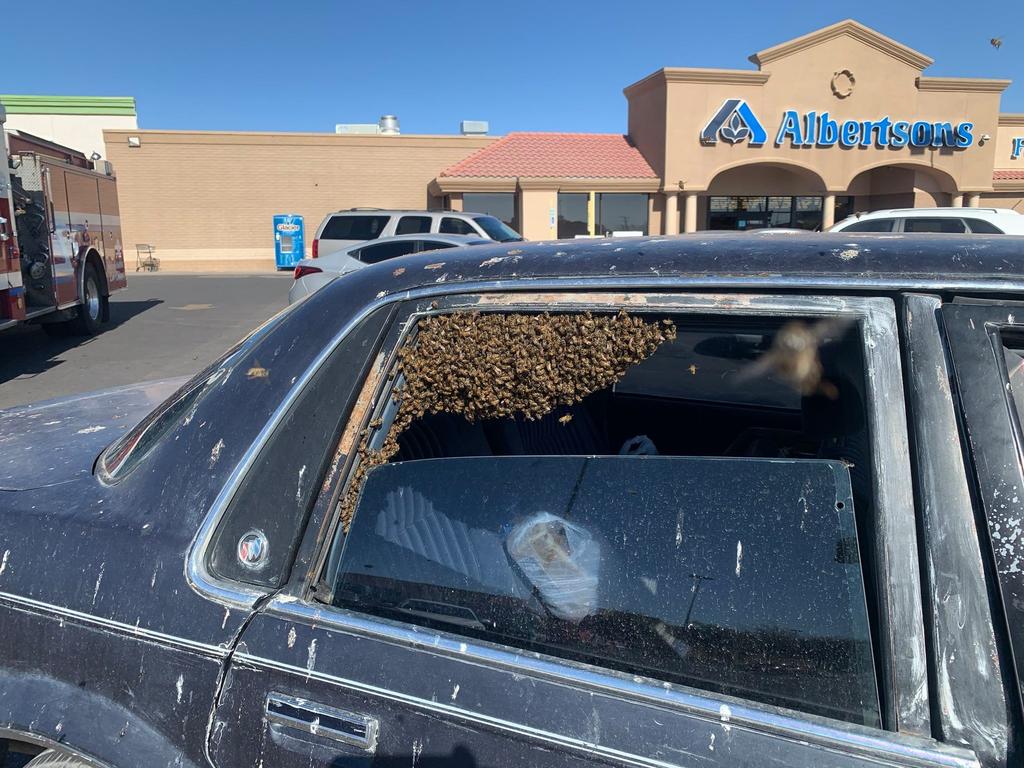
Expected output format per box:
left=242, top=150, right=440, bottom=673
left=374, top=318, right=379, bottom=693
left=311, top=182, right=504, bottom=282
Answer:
left=8, top=0, right=1024, bottom=135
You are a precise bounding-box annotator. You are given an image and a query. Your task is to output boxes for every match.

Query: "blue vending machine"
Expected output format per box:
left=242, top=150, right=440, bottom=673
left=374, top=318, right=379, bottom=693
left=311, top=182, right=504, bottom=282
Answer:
left=273, top=214, right=304, bottom=270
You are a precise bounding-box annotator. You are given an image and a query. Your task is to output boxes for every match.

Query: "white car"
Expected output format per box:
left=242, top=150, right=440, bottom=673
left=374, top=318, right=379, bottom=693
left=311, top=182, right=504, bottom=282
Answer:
left=289, top=233, right=490, bottom=304
left=830, top=207, right=1024, bottom=235
left=312, top=209, right=522, bottom=258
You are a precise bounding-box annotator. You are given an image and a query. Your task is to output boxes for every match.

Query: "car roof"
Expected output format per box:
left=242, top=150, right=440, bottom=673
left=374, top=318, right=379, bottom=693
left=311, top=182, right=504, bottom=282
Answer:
left=324, top=209, right=490, bottom=218
left=347, top=233, right=489, bottom=246
left=316, top=232, right=1024, bottom=301
left=844, top=207, right=1020, bottom=219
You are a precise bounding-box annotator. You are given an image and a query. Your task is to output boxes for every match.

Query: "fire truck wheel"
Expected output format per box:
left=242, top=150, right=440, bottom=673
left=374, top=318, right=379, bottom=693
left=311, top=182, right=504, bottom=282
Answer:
left=71, top=264, right=107, bottom=336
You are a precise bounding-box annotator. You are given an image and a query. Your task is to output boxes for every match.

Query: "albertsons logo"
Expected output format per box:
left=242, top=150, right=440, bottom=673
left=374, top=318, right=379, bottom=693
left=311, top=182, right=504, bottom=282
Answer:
left=700, top=98, right=974, bottom=149
left=701, top=99, right=768, bottom=146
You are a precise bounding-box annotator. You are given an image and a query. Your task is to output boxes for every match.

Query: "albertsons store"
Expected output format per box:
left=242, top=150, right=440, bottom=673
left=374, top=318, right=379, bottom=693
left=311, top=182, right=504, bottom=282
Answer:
left=104, top=19, right=1024, bottom=271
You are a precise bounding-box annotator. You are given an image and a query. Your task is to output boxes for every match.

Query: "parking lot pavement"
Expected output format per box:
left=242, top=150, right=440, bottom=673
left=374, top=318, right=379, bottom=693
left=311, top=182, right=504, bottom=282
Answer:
left=0, top=273, right=291, bottom=410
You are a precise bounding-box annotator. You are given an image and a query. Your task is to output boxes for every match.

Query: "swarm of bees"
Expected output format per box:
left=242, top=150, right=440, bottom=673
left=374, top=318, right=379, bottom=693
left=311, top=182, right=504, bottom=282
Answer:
left=336, top=310, right=677, bottom=529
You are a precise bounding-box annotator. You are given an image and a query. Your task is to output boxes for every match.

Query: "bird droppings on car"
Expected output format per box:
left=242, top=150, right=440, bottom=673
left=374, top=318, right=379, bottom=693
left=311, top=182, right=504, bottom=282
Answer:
left=336, top=310, right=676, bottom=529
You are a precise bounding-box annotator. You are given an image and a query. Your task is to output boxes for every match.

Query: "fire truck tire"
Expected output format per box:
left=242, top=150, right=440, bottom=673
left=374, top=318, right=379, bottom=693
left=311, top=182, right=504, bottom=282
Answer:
left=71, top=264, right=107, bottom=336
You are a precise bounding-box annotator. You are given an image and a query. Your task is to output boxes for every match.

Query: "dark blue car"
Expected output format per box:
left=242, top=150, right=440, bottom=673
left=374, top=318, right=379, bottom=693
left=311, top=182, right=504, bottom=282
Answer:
left=1, top=233, right=1021, bottom=768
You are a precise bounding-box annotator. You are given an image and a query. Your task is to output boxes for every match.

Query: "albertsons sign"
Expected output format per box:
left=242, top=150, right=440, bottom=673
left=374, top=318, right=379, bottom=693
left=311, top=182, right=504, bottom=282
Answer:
left=701, top=98, right=974, bottom=149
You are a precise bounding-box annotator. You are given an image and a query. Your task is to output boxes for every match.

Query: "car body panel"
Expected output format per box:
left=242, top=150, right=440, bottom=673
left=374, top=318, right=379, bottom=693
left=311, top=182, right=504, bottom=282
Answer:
left=0, top=377, right=187, bottom=490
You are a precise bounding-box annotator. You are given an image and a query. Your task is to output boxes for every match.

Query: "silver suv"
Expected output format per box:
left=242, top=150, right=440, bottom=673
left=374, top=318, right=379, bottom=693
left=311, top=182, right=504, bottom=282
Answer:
left=312, top=209, right=522, bottom=257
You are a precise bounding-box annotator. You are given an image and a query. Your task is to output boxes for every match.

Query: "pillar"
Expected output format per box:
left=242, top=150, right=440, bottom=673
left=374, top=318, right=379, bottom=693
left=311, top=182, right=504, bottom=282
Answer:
left=951, top=193, right=964, bottom=208
left=822, top=193, right=836, bottom=230
left=664, top=192, right=679, bottom=235
left=448, top=193, right=463, bottom=212
left=966, top=193, right=981, bottom=208
left=683, top=193, right=698, bottom=234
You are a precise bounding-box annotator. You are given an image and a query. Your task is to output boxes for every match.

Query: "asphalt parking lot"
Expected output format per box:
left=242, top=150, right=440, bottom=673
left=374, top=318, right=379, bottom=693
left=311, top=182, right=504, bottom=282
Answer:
left=0, top=273, right=290, bottom=410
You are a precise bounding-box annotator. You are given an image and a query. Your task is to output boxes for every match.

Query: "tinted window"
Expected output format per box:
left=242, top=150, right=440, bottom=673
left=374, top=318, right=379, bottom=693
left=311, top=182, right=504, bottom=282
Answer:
left=965, top=218, right=1004, bottom=234
left=903, top=217, right=967, bottom=233
left=321, top=215, right=389, bottom=241
left=440, top=217, right=476, bottom=235
left=357, top=240, right=419, bottom=264
left=333, top=456, right=879, bottom=726
left=463, top=192, right=517, bottom=231
left=419, top=241, right=458, bottom=252
left=396, top=216, right=432, bottom=235
left=839, top=218, right=896, bottom=233
left=558, top=193, right=589, bottom=238
left=473, top=215, right=522, bottom=242
left=596, top=193, right=648, bottom=236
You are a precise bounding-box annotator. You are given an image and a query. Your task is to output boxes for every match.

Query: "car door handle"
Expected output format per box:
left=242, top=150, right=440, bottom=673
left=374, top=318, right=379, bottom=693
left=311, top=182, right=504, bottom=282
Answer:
left=266, top=692, right=379, bottom=753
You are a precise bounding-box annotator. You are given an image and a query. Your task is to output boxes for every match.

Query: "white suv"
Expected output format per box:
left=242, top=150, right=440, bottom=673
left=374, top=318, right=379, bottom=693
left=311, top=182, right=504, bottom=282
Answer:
left=312, top=209, right=522, bottom=258
left=830, top=207, right=1024, bottom=235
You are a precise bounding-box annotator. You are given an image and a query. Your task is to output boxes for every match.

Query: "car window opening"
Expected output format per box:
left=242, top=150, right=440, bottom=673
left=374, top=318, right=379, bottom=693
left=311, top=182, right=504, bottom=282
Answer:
left=325, top=309, right=880, bottom=728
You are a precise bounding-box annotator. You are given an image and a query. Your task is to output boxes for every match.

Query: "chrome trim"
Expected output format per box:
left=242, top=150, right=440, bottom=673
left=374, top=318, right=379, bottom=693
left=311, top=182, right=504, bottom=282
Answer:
left=251, top=597, right=978, bottom=768
left=55, top=300, right=81, bottom=311
left=0, top=589, right=228, bottom=658
left=266, top=692, right=378, bottom=753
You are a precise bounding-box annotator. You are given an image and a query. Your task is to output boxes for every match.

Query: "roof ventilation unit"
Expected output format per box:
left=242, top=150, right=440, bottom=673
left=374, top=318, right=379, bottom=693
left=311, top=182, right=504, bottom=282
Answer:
left=378, top=115, right=400, bottom=135
left=460, top=120, right=489, bottom=136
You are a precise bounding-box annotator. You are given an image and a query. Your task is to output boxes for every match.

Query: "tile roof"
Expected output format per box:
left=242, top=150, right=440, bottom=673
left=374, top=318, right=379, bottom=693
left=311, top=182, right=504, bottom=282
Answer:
left=440, top=132, right=658, bottom=179
left=994, top=169, right=1024, bottom=181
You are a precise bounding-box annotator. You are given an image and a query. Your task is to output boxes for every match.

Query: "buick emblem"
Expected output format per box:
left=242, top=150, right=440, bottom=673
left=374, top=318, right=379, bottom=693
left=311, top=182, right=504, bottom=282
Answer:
left=237, top=530, right=268, bottom=568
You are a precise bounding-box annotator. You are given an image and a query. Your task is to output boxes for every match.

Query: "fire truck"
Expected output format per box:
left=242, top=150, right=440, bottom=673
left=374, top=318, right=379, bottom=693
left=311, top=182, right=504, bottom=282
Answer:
left=0, top=104, right=126, bottom=337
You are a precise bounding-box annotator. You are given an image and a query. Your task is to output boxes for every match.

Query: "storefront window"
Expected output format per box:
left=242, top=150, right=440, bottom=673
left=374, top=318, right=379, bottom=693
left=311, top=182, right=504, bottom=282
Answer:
left=558, top=193, right=589, bottom=238
left=596, top=193, right=649, bottom=236
left=707, top=196, right=823, bottom=231
left=462, top=193, right=518, bottom=232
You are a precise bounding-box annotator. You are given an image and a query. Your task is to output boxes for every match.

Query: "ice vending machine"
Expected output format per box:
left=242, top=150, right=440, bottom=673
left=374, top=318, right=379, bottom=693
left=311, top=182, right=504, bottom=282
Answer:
left=273, top=214, right=304, bottom=269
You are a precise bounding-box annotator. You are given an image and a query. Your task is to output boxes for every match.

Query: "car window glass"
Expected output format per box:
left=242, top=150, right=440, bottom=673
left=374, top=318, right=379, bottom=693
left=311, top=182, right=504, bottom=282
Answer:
left=440, top=217, right=476, bottom=235
left=324, top=310, right=880, bottom=727
left=903, top=218, right=967, bottom=233
left=418, top=241, right=458, bottom=252
left=358, top=241, right=420, bottom=264
left=334, top=456, right=878, bottom=726
left=396, top=216, right=432, bottom=235
left=472, top=215, right=522, bottom=242
left=840, top=218, right=895, bottom=233
left=321, top=215, right=390, bottom=240
left=965, top=218, right=1004, bottom=234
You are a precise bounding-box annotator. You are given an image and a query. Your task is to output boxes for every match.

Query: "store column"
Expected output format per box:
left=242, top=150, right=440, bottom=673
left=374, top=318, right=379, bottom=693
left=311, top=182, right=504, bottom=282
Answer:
left=952, top=193, right=964, bottom=207
left=664, top=192, right=679, bottom=235
left=966, top=193, right=981, bottom=208
left=683, top=193, right=698, bottom=234
left=822, top=193, right=836, bottom=230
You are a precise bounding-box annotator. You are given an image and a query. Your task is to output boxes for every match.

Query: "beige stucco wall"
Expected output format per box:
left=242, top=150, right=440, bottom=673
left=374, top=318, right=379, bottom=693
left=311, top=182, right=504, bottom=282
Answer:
left=995, top=119, right=1024, bottom=168
left=518, top=187, right=558, bottom=241
left=104, top=130, right=495, bottom=271
left=9, top=113, right=136, bottom=160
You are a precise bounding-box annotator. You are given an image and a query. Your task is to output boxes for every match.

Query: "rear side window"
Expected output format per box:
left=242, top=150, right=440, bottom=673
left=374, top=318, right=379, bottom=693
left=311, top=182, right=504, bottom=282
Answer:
left=903, top=217, right=966, bottom=233
left=324, top=310, right=883, bottom=727
left=321, top=215, right=390, bottom=241
left=396, top=216, right=432, bottom=235
left=840, top=218, right=895, bottom=233
left=965, top=218, right=1004, bottom=234
left=357, top=240, right=419, bottom=264
left=440, top=217, right=477, bottom=235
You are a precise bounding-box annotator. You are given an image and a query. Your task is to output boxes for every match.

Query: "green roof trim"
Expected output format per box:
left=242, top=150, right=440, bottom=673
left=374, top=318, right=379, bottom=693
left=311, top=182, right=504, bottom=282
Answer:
left=0, top=95, right=136, bottom=116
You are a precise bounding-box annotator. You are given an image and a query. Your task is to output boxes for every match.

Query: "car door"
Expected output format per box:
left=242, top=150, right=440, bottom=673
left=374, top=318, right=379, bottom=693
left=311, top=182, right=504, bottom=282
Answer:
left=941, top=300, right=1024, bottom=720
left=208, top=291, right=976, bottom=768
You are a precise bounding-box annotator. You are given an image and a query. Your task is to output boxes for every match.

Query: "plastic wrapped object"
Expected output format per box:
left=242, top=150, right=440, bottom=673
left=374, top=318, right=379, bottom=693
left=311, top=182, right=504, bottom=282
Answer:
left=620, top=434, right=659, bottom=455
left=505, top=512, right=601, bottom=621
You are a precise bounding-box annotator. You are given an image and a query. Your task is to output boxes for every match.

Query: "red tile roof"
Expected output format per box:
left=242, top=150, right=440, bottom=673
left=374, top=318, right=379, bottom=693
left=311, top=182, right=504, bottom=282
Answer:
left=994, top=169, right=1024, bottom=181
left=440, top=132, right=658, bottom=179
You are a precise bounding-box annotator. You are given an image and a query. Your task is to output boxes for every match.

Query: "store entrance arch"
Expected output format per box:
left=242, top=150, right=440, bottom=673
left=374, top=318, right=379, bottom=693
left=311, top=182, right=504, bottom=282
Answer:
left=704, top=162, right=829, bottom=231
left=845, top=163, right=959, bottom=213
